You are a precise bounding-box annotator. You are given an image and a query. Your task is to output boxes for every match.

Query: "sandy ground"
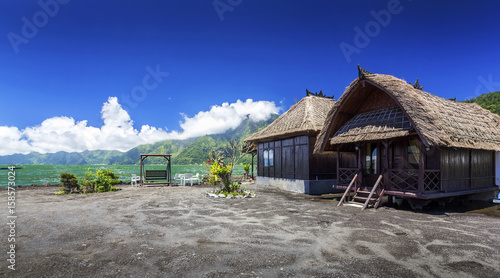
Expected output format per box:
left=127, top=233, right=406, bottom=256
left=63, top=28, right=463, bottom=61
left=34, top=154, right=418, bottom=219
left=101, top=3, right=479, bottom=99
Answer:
left=1, top=183, right=500, bottom=278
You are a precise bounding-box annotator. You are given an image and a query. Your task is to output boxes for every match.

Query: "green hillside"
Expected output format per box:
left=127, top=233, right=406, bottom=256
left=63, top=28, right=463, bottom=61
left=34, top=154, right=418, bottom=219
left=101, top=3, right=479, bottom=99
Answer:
left=0, top=115, right=278, bottom=165
left=463, top=91, right=500, bottom=115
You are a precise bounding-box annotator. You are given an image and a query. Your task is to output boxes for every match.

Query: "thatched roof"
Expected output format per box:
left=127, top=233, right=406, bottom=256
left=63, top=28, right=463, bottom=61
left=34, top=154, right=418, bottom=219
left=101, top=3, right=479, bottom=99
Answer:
left=244, top=95, right=335, bottom=145
left=314, top=73, right=500, bottom=153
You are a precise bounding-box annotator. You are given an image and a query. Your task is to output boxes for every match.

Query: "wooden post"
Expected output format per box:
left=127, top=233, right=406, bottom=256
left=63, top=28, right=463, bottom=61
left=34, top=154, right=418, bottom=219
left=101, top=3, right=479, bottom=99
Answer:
left=336, top=147, right=340, bottom=184
left=418, top=141, right=425, bottom=194
left=140, top=155, right=144, bottom=187
left=167, top=155, right=171, bottom=184
left=357, top=143, right=363, bottom=186
left=382, top=141, right=389, bottom=190
left=251, top=152, right=255, bottom=180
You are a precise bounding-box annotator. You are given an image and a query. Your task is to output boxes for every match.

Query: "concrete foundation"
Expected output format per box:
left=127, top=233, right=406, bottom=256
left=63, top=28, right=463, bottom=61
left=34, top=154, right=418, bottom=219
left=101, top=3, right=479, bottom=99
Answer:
left=256, top=176, right=339, bottom=195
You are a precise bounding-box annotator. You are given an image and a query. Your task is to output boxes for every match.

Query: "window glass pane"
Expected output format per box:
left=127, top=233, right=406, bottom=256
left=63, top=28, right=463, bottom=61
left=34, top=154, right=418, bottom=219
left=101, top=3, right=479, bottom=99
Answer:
left=264, top=150, right=269, bottom=167
left=365, top=144, right=372, bottom=174
left=364, top=143, right=377, bottom=174
left=269, top=149, right=274, bottom=166
left=372, top=147, right=377, bottom=174
left=408, top=140, right=420, bottom=169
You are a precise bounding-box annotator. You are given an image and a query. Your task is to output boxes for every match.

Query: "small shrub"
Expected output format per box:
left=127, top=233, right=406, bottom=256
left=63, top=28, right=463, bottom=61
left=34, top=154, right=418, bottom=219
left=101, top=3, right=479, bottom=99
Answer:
left=93, top=169, right=121, bottom=193
left=60, top=173, right=79, bottom=193
left=203, top=161, right=221, bottom=185
left=57, top=168, right=120, bottom=195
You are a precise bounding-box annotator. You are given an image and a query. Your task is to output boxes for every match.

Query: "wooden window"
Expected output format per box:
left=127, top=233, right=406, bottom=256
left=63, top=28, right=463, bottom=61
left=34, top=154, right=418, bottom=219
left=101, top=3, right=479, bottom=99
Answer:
left=263, top=149, right=274, bottom=167
left=365, top=143, right=378, bottom=174
left=408, top=139, right=420, bottom=169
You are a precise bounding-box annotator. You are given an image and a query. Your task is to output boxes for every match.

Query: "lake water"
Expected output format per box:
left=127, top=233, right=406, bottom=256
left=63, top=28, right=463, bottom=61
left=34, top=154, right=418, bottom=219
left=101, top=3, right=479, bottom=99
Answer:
left=0, top=164, right=248, bottom=187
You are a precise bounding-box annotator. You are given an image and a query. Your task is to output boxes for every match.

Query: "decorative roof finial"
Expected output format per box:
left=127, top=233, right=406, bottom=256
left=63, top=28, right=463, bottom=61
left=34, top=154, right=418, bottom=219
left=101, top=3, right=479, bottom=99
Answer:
left=357, top=64, right=372, bottom=78
left=306, top=89, right=334, bottom=99
left=410, top=78, right=424, bottom=90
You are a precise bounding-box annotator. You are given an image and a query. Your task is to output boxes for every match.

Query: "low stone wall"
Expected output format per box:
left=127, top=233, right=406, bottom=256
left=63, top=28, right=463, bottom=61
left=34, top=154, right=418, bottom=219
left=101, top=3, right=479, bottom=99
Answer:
left=256, top=176, right=339, bottom=195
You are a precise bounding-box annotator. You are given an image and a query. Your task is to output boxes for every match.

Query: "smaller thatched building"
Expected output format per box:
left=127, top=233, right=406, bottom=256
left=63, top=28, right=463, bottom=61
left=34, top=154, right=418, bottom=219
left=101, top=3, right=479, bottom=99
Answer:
left=314, top=67, right=500, bottom=208
left=244, top=93, right=337, bottom=194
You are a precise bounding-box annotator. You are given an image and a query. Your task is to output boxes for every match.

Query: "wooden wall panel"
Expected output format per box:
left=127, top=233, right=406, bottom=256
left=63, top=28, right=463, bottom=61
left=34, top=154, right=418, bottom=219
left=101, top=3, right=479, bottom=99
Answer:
left=282, top=145, right=294, bottom=179
left=258, top=143, right=264, bottom=177
left=274, top=145, right=281, bottom=178
left=392, top=140, right=405, bottom=169
left=257, top=135, right=340, bottom=180
left=340, top=152, right=357, bottom=168
left=295, top=144, right=309, bottom=180
left=425, top=147, right=440, bottom=170
left=356, top=89, right=398, bottom=114
left=310, top=153, right=337, bottom=179
left=441, top=148, right=471, bottom=191
left=471, top=150, right=494, bottom=188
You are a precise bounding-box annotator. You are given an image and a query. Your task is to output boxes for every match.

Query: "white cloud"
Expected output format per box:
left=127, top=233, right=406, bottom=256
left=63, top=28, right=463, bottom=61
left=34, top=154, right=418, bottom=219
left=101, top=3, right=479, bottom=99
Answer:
left=176, top=99, right=279, bottom=139
left=0, top=126, right=31, bottom=155
left=0, top=97, right=279, bottom=156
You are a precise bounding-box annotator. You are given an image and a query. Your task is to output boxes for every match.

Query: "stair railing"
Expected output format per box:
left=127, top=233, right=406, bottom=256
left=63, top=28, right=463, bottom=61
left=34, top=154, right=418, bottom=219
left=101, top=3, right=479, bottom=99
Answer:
left=362, top=170, right=386, bottom=210
left=337, top=172, right=359, bottom=207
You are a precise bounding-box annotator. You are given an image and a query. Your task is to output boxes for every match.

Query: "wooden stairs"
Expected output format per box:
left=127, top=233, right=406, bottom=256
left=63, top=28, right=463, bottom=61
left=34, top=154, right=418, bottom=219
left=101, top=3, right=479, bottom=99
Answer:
left=337, top=171, right=386, bottom=210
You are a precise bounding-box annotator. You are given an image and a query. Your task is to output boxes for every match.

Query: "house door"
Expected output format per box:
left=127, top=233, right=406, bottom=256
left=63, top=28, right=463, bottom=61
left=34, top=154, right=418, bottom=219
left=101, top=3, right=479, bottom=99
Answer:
left=363, top=142, right=379, bottom=187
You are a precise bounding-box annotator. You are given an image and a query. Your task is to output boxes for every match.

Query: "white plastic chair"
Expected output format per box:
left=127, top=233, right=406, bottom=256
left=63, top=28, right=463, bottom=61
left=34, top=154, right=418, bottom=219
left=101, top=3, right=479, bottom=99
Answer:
left=174, top=173, right=184, bottom=186
left=190, top=173, right=200, bottom=185
left=184, top=174, right=194, bottom=186
left=131, top=174, right=140, bottom=187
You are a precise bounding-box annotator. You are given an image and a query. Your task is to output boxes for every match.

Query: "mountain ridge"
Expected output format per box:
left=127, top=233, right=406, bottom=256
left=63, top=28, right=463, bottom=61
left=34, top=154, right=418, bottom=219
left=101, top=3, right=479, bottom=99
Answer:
left=0, top=115, right=278, bottom=165
left=462, top=91, right=500, bottom=116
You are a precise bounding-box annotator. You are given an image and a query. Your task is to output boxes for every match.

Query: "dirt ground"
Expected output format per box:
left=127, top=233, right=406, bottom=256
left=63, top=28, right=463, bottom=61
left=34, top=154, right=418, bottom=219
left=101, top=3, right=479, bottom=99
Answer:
left=1, top=183, right=500, bottom=278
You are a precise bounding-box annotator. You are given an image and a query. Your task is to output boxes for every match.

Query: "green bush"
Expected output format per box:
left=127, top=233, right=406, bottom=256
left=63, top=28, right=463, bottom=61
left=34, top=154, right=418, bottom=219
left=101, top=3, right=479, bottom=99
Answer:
left=60, top=173, right=79, bottom=192
left=84, top=168, right=120, bottom=193
left=57, top=169, right=120, bottom=195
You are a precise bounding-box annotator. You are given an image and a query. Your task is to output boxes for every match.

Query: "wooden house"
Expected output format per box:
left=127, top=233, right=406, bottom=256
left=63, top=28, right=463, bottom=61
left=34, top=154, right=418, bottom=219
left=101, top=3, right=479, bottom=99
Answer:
left=244, top=93, right=337, bottom=194
left=314, top=68, right=500, bottom=209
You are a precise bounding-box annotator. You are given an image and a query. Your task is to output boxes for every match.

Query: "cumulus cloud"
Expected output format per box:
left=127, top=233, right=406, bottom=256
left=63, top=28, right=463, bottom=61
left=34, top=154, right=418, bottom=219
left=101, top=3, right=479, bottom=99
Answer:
left=0, top=97, right=279, bottom=156
left=176, top=99, right=279, bottom=139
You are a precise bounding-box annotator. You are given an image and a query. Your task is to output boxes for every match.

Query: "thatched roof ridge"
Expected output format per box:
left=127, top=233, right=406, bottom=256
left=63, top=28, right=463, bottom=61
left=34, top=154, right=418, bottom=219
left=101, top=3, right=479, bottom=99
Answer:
left=244, top=95, right=334, bottom=143
left=314, top=73, right=500, bottom=153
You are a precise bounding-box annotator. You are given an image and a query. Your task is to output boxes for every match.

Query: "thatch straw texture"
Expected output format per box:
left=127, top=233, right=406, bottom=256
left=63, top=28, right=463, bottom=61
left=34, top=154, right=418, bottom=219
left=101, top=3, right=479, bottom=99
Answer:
left=314, top=73, right=500, bottom=153
left=244, top=95, right=334, bottom=144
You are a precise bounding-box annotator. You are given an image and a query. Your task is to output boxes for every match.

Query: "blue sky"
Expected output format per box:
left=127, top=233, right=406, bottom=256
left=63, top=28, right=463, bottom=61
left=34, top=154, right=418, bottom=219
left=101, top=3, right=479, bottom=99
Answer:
left=1, top=0, right=499, bottom=155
